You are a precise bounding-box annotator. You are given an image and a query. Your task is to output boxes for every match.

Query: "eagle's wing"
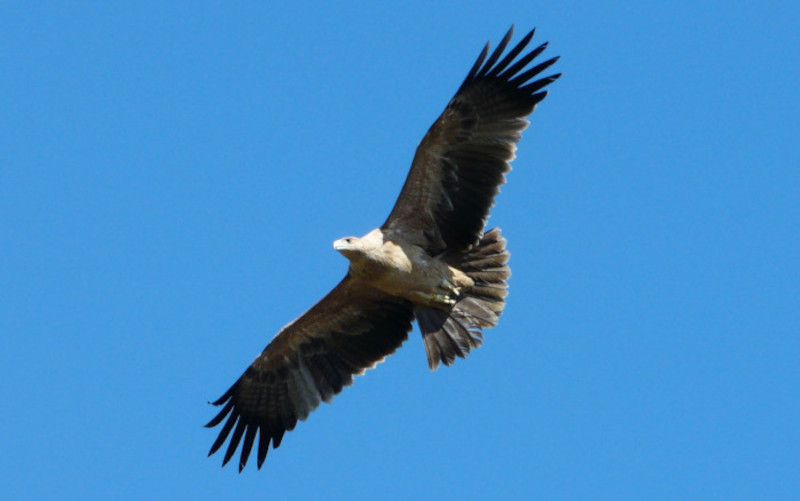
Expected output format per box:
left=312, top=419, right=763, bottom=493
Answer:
left=206, top=275, right=414, bottom=471
left=382, top=27, right=560, bottom=253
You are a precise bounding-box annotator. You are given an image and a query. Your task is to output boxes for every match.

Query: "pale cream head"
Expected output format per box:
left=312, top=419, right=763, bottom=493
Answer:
left=333, top=236, right=362, bottom=260
left=333, top=229, right=384, bottom=261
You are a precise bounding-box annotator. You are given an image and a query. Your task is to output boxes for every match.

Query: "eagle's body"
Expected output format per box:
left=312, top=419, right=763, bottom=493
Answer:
left=207, top=26, right=560, bottom=471
left=334, top=229, right=473, bottom=309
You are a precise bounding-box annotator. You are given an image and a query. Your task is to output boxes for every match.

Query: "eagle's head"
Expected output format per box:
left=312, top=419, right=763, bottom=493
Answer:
left=333, top=235, right=362, bottom=260
left=333, top=229, right=384, bottom=262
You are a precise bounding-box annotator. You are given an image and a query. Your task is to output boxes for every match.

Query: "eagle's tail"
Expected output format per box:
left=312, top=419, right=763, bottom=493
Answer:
left=416, top=228, right=510, bottom=370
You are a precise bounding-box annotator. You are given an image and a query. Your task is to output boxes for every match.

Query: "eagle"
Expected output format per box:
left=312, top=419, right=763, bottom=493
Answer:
left=206, top=26, right=560, bottom=471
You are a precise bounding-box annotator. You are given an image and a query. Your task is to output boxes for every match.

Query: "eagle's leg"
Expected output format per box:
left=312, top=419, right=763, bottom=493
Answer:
left=430, top=292, right=458, bottom=306
left=412, top=275, right=470, bottom=308
left=438, top=278, right=464, bottom=300
left=443, top=267, right=474, bottom=297
left=408, top=290, right=456, bottom=307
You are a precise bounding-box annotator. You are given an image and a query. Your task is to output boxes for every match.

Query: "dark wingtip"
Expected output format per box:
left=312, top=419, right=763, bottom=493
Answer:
left=503, top=25, right=516, bottom=45
left=477, top=26, right=515, bottom=79
left=209, top=383, right=236, bottom=406
left=509, top=55, right=561, bottom=89
left=205, top=399, right=234, bottom=428
left=238, top=425, right=257, bottom=472
left=208, top=408, right=238, bottom=459
left=222, top=419, right=247, bottom=467
left=257, top=424, right=270, bottom=468
left=459, top=28, right=561, bottom=102
left=489, top=29, right=535, bottom=78
left=463, top=42, right=490, bottom=86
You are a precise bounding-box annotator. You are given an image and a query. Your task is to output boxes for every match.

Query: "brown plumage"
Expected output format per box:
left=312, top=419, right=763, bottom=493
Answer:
left=206, top=26, right=560, bottom=471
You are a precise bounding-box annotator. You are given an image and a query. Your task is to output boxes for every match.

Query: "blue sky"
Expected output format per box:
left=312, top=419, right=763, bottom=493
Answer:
left=2, top=2, right=798, bottom=499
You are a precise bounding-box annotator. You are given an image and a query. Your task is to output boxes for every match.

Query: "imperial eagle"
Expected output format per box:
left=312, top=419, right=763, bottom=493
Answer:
left=206, top=26, right=560, bottom=470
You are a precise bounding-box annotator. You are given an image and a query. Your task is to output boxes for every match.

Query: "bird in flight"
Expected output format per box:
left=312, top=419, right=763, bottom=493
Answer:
left=207, top=26, right=560, bottom=471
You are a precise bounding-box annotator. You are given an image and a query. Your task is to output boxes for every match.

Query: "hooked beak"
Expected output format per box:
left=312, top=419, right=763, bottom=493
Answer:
left=333, top=238, right=348, bottom=251
left=333, top=237, right=358, bottom=259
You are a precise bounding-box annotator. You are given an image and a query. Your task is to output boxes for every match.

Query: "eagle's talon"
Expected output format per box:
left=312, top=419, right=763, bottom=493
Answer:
left=439, top=278, right=461, bottom=296
left=429, top=292, right=456, bottom=305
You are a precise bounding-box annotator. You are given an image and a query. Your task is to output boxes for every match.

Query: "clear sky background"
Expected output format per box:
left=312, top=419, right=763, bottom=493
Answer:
left=2, top=2, right=798, bottom=500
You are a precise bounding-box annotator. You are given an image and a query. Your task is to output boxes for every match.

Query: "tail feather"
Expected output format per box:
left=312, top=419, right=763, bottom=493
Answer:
left=416, top=228, right=510, bottom=370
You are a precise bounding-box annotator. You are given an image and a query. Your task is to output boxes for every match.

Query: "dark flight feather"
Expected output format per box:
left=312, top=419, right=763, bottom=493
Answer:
left=383, top=26, right=561, bottom=253
left=206, top=277, right=413, bottom=470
